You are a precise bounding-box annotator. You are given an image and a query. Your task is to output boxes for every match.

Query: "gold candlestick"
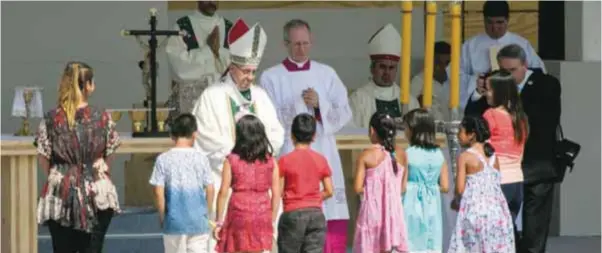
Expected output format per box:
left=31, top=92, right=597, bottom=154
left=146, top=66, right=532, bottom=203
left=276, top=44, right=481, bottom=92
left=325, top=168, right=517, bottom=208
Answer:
left=15, top=89, right=34, bottom=136
left=156, top=109, right=169, bottom=132
left=129, top=110, right=147, bottom=133
left=110, top=111, right=123, bottom=123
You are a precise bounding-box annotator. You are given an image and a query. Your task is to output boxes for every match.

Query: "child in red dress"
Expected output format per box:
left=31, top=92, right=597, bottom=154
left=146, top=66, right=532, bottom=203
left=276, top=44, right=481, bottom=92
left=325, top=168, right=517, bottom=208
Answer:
left=213, top=115, right=281, bottom=253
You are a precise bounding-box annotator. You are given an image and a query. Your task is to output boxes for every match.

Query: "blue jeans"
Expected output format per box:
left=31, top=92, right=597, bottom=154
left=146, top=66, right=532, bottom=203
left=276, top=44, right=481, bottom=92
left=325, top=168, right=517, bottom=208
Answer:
left=502, top=182, right=523, bottom=250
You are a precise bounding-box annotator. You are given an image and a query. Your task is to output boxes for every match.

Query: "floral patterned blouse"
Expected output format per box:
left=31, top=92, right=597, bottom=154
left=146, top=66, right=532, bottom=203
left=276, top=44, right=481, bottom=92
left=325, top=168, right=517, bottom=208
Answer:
left=34, top=105, right=121, bottom=232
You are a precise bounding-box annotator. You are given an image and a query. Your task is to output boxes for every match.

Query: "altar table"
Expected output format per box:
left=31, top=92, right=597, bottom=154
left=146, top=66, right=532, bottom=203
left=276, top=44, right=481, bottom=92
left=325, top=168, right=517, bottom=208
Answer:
left=0, top=128, right=447, bottom=252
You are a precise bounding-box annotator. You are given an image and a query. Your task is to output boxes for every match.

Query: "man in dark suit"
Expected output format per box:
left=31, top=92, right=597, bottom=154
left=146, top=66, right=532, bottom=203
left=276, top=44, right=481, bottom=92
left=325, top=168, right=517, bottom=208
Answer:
left=464, top=44, right=561, bottom=253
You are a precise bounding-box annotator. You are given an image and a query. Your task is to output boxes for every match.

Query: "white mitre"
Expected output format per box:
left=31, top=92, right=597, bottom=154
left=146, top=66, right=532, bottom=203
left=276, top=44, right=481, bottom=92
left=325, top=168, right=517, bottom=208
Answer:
left=368, top=23, right=402, bottom=61
left=227, top=18, right=267, bottom=67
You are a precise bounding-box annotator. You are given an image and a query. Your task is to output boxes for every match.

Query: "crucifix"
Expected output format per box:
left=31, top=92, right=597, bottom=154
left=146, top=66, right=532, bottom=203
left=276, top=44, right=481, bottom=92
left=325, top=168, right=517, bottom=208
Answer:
left=121, top=8, right=183, bottom=137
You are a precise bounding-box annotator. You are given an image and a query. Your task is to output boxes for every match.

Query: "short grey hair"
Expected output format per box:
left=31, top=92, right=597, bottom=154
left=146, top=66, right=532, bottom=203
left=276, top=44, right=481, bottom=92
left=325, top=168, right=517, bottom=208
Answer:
left=497, top=44, right=527, bottom=63
left=283, top=19, right=311, bottom=42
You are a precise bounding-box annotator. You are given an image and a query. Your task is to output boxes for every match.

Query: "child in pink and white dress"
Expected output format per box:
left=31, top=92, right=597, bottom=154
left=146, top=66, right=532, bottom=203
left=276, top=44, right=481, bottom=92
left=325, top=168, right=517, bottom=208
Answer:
left=353, top=112, right=409, bottom=253
left=448, top=116, right=514, bottom=252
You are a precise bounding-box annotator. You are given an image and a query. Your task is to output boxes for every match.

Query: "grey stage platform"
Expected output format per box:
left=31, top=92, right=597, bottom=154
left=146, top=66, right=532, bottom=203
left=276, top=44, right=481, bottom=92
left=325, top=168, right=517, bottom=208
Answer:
left=38, top=212, right=600, bottom=253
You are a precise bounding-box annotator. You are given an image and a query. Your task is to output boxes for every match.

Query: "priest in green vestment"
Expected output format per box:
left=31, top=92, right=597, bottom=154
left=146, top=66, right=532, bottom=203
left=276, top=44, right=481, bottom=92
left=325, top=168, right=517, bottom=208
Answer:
left=165, top=1, right=233, bottom=124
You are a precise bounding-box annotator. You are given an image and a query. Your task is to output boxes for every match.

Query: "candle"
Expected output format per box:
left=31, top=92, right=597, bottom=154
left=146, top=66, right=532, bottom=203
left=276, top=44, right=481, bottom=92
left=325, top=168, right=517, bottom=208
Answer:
left=421, top=1, right=437, bottom=108
left=449, top=2, right=462, bottom=109
left=400, top=1, right=413, bottom=105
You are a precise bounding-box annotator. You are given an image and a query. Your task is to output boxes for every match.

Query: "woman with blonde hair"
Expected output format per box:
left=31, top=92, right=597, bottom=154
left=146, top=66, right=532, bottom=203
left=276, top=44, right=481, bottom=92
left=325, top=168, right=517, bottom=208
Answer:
left=35, top=61, right=121, bottom=252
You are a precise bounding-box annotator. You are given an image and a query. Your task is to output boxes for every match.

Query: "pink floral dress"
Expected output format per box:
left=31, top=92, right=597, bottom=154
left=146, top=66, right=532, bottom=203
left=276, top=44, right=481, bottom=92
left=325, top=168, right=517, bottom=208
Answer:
left=353, top=145, right=409, bottom=253
left=448, top=149, right=515, bottom=252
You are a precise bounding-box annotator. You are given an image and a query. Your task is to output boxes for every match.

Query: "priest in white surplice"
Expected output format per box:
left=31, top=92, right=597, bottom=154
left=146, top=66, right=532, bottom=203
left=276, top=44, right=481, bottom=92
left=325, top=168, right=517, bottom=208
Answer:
left=259, top=19, right=351, bottom=252
left=348, top=24, right=419, bottom=128
left=166, top=1, right=232, bottom=122
left=191, top=18, right=284, bottom=252
left=460, top=0, right=545, bottom=108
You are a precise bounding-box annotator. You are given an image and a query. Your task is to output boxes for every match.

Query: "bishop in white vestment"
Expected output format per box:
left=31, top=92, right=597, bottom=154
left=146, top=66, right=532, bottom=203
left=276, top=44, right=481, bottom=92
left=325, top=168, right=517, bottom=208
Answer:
left=349, top=24, right=419, bottom=128
left=459, top=0, right=545, bottom=108
left=191, top=18, right=284, bottom=253
left=259, top=19, right=351, bottom=252
left=166, top=1, right=232, bottom=120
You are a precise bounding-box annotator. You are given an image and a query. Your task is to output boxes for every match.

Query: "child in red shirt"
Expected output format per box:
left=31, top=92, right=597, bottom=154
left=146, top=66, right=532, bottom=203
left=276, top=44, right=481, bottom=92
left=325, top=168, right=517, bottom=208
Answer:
left=277, top=113, right=334, bottom=253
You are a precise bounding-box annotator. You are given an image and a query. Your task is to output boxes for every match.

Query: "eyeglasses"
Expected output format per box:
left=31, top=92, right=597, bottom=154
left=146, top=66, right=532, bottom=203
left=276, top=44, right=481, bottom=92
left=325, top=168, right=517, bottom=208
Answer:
left=232, top=64, right=256, bottom=75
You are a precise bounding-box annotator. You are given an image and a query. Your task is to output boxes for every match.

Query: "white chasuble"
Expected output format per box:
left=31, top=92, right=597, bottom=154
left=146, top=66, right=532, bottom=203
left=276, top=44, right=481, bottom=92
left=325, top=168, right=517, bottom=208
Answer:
left=348, top=81, right=420, bottom=128
left=191, top=74, right=284, bottom=200
left=260, top=59, right=352, bottom=221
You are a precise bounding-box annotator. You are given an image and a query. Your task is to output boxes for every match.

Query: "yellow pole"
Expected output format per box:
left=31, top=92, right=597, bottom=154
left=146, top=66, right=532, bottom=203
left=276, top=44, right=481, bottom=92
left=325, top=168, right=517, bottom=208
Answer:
left=400, top=1, right=413, bottom=108
left=421, top=1, right=437, bottom=108
left=449, top=1, right=462, bottom=110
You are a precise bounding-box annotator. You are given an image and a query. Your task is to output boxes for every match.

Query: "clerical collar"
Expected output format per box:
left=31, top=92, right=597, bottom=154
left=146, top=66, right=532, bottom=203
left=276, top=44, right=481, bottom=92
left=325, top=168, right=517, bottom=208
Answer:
left=282, top=57, right=310, bottom=72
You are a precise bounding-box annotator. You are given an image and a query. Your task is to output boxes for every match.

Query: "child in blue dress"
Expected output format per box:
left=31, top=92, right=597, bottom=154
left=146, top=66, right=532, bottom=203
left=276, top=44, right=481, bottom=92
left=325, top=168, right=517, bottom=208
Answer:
left=401, top=108, right=449, bottom=253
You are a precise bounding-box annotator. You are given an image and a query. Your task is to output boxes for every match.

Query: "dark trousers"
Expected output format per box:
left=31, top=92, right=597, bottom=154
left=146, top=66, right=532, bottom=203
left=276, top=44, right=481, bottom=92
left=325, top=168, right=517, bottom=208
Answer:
left=48, top=210, right=114, bottom=253
left=277, top=207, right=326, bottom=253
left=502, top=182, right=524, bottom=251
left=520, top=182, right=555, bottom=253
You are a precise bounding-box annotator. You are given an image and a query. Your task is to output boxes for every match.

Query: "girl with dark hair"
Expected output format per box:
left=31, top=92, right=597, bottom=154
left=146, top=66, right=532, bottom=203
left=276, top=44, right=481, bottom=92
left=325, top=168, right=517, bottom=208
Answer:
left=448, top=116, right=515, bottom=252
left=35, top=62, right=121, bottom=252
left=214, top=115, right=280, bottom=253
left=401, top=108, right=449, bottom=253
left=484, top=69, right=528, bottom=245
left=353, top=112, right=409, bottom=253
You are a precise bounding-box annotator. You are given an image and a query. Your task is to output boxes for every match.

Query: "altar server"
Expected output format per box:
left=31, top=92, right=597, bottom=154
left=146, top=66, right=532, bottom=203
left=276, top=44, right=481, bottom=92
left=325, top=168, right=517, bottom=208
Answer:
left=259, top=19, right=352, bottom=253
left=349, top=23, right=419, bottom=128
left=459, top=0, right=545, bottom=109
left=191, top=18, right=284, bottom=252
left=166, top=1, right=233, bottom=121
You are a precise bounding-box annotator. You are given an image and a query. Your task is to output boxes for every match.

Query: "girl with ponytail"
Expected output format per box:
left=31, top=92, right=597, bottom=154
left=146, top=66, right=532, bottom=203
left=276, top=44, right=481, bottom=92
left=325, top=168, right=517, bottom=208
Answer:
left=401, top=108, right=448, bottom=253
left=448, top=115, right=515, bottom=252
left=353, top=112, right=409, bottom=253
left=34, top=61, right=121, bottom=252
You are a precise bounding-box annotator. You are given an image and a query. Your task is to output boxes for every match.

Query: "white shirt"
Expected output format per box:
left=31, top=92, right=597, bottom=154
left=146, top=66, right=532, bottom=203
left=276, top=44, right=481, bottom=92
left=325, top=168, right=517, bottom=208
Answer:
left=410, top=71, right=451, bottom=121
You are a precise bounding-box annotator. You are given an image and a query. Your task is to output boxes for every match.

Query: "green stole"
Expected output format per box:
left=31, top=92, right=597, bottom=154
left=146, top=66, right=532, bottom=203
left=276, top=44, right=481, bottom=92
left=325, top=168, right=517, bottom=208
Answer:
left=375, top=98, right=403, bottom=118
left=229, top=89, right=255, bottom=121
left=176, top=16, right=233, bottom=51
